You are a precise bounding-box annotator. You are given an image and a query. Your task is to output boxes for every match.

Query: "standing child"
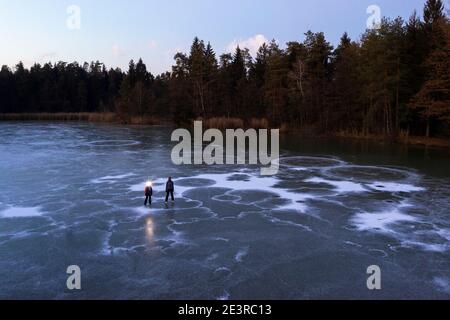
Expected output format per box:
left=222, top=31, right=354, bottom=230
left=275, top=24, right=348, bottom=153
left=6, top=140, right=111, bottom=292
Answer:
left=165, top=177, right=174, bottom=202
left=144, top=181, right=153, bottom=206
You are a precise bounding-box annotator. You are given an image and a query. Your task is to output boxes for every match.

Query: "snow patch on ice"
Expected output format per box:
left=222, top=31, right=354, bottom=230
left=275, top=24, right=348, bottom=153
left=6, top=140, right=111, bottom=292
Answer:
left=192, top=173, right=313, bottom=212
left=368, top=181, right=425, bottom=193
left=128, top=172, right=313, bottom=212
left=305, top=177, right=367, bottom=193
left=433, top=277, right=450, bottom=294
left=0, top=207, right=44, bottom=218
left=351, top=208, right=418, bottom=232
left=91, top=173, right=136, bottom=184
left=235, top=247, right=249, bottom=262
left=401, top=241, right=448, bottom=253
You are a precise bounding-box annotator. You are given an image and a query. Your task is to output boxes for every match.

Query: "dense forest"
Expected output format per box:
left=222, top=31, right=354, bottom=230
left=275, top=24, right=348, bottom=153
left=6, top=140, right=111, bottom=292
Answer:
left=1, top=0, right=449, bottom=137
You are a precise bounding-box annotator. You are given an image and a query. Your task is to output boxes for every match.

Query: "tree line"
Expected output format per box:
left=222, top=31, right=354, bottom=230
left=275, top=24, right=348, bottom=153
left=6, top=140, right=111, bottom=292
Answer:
left=0, top=0, right=449, bottom=137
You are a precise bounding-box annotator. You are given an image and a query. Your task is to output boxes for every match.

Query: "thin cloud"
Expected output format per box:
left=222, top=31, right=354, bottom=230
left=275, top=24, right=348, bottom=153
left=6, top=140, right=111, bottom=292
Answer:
left=148, top=40, right=157, bottom=50
left=39, top=52, right=58, bottom=61
left=112, top=44, right=124, bottom=58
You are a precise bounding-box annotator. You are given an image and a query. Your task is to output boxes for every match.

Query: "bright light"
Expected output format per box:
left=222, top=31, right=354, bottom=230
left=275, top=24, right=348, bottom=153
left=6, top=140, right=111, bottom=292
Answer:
left=145, top=217, right=154, bottom=244
left=146, top=181, right=152, bottom=187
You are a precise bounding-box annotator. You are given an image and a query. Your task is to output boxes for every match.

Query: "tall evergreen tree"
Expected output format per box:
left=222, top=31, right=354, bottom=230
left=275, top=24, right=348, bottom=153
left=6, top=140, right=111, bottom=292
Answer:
left=410, top=19, right=450, bottom=136
left=424, top=0, right=445, bottom=27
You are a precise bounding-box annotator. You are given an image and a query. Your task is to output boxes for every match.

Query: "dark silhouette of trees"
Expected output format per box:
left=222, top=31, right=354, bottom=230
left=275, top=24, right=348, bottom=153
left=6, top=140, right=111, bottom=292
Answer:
left=410, top=11, right=450, bottom=137
left=117, top=59, right=155, bottom=120
left=1, top=0, right=449, bottom=137
left=0, top=60, right=122, bottom=114
left=329, top=33, right=362, bottom=132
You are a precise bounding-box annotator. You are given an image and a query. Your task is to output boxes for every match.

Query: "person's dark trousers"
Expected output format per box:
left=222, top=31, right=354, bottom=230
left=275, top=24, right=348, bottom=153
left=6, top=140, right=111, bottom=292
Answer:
left=165, top=191, right=174, bottom=202
left=145, top=195, right=152, bottom=205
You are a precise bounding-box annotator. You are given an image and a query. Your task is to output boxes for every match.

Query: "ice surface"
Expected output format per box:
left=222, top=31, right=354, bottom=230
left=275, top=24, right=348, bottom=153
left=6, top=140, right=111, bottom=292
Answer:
left=1, top=123, right=449, bottom=299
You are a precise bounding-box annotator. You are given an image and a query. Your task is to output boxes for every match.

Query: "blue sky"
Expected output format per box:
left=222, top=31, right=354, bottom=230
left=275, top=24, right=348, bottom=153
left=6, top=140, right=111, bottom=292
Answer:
left=0, top=0, right=428, bottom=74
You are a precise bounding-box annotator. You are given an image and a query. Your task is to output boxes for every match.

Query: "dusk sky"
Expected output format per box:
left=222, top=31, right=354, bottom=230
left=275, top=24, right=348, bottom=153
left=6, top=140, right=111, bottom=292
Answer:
left=0, top=0, right=428, bottom=74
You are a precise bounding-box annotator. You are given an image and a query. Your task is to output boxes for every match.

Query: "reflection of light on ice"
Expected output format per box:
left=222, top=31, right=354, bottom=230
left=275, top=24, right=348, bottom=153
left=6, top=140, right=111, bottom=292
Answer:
left=146, top=217, right=154, bottom=244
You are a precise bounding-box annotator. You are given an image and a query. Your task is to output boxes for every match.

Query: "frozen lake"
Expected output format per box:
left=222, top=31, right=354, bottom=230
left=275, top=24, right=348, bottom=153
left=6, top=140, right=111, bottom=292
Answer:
left=0, top=122, right=449, bottom=299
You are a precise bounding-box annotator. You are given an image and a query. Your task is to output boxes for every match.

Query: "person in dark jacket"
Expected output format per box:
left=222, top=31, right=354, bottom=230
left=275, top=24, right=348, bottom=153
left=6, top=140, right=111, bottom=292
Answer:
left=165, top=177, right=174, bottom=202
left=144, top=182, right=153, bottom=206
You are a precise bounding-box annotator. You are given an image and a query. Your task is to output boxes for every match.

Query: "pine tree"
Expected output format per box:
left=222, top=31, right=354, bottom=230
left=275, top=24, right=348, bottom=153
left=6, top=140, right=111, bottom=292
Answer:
left=77, top=81, right=88, bottom=112
left=0, top=66, right=15, bottom=113
left=330, top=33, right=362, bottom=131
left=410, top=19, right=450, bottom=137
left=188, top=37, right=207, bottom=117
left=302, top=32, right=333, bottom=131
left=403, top=11, right=428, bottom=134
left=170, top=52, right=193, bottom=123
left=230, top=46, right=248, bottom=117
left=263, top=41, right=289, bottom=125
left=203, top=42, right=219, bottom=116
left=424, top=0, right=445, bottom=27
left=286, top=43, right=307, bottom=125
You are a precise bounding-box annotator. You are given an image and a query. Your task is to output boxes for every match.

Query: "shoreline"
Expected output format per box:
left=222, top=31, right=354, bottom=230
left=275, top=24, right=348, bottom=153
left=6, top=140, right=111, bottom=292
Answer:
left=333, top=131, right=450, bottom=149
left=1, top=112, right=450, bottom=149
left=0, top=112, right=171, bottom=125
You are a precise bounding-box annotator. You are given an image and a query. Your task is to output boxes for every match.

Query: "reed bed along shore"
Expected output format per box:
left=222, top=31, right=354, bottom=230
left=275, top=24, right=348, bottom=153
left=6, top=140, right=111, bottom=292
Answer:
left=0, top=113, right=269, bottom=128
left=0, top=113, right=168, bottom=125
left=0, top=112, right=116, bottom=122
left=1, top=113, right=449, bottom=148
left=336, top=130, right=450, bottom=148
left=201, top=117, right=270, bottom=130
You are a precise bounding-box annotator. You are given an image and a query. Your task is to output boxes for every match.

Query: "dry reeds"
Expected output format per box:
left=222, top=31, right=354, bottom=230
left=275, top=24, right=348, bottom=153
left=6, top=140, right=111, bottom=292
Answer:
left=0, top=112, right=88, bottom=121
left=87, top=113, right=117, bottom=122
left=0, top=112, right=117, bottom=122
left=201, top=117, right=271, bottom=130
left=0, top=112, right=174, bottom=126
left=202, top=117, right=244, bottom=130
left=248, top=118, right=269, bottom=129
